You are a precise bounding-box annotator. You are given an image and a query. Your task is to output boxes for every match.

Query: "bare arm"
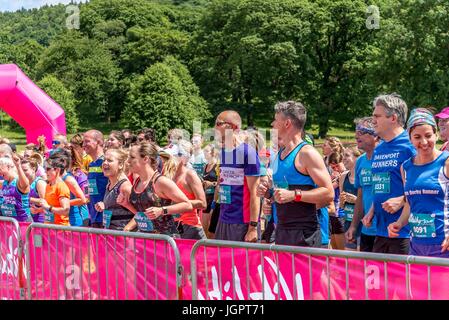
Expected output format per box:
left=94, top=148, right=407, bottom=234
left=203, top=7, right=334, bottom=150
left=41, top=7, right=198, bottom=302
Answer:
left=36, top=179, right=47, bottom=199
left=65, top=176, right=87, bottom=206
left=245, top=175, right=260, bottom=242
left=153, top=176, right=193, bottom=215
left=13, top=155, right=30, bottom=194
left=186, top=170, right=207, bottom=209
left=298, top=145, right=334, bottom=206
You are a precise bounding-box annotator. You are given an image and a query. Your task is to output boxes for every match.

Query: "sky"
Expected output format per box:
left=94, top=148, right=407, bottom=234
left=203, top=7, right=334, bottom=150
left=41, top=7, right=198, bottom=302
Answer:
left=0, top=0, right=87, bottom=12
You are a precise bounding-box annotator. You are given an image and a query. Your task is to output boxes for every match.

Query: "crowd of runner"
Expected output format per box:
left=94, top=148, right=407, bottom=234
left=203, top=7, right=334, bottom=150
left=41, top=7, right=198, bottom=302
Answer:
left=1, top=92, right=449, bottom=258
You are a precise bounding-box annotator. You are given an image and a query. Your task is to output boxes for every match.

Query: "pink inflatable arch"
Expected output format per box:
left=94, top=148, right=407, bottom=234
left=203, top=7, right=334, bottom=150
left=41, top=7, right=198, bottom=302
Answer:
left=0, top=64, right=66, bottom=149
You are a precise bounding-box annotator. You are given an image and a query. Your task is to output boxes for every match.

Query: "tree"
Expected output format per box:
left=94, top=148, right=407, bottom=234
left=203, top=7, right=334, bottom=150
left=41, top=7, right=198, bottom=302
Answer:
left=120, top=57, right=210, bottom=142
left=37, top=75, right=80, bottom=133
left=35, top=31, right=121, bottom=122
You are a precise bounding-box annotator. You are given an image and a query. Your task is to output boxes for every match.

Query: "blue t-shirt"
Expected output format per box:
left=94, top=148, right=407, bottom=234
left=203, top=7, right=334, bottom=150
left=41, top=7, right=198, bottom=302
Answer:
left=371, top=131, right=416, bottom=238
left=218, top=143, right=260, bottom=224
left=87, top=155, right=108, bottom=224
left=403, top=151, right=449, bottom=245
left=354, top=153, right=377, bottom=236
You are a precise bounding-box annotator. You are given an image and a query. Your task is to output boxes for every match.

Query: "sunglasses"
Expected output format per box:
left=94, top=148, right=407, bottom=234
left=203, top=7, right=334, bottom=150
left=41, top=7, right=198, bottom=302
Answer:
left=215, top=120, right=236, bottom=128
left=52, top=140, right=61, bottom=145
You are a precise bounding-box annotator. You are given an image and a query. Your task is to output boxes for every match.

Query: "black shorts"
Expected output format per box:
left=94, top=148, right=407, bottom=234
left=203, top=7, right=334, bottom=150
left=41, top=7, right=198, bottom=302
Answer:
left=205, top=193, right=214, bottom=213
left=329, top=216, right=345, bottom=235
left=275, top=227, right=321, bottom=248
left=208, top=203, right=220, bottom=234
left=179, top=224, right=207, bottom=240
left=360, top=233, right=376, bottom=252
left=373, top=236, right=410, bottom=255
left=214, top=220, right=249, bottom=241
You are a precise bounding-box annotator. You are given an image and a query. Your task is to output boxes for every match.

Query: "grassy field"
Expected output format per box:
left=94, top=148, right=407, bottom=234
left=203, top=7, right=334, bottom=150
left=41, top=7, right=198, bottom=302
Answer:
left=1, top=120, right=358, bottom=154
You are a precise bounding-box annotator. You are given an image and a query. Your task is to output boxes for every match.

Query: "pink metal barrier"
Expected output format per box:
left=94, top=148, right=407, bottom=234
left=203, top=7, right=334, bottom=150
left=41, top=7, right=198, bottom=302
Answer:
left=0, top=217, right=26, bottom=300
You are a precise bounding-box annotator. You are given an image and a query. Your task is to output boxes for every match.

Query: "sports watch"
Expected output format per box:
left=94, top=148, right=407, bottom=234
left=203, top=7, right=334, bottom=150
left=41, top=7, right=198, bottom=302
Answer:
left=249, top=221, right=258, bottom=227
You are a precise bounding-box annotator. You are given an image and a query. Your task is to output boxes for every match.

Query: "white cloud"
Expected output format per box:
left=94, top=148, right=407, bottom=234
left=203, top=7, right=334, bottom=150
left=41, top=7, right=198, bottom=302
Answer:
left=0, top=0, right=87, bottom=12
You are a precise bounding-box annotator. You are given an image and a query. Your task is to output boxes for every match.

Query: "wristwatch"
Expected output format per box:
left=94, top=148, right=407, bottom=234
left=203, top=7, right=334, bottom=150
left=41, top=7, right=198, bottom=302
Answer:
left=249, top=221, right=258, bottom=227
left=162, top=207, right=169, bottom=216
left=294, top=189, right=302, bottom=202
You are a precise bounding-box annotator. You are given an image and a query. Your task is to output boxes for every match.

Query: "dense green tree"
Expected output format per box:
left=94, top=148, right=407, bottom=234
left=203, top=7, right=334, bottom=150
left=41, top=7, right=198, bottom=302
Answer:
left=121, top=57, right=210, bottom=141
left=35, top=32, right=121, bottom=122
left=37, top=75, right=80, bottom=133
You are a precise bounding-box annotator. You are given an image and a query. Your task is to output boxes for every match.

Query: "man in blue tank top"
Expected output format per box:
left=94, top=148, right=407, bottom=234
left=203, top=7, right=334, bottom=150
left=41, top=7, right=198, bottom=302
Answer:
left=258, top=101, right=334, bottom=247
left=346, top=117, right=379, bottom=252
left=362, top=93, right=416, bottom=254
left=83, top=130, right=108, bottom=228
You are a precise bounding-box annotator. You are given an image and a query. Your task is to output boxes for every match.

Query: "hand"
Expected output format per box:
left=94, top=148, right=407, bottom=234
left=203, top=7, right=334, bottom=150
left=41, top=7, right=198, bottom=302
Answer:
left=257, top=180, right=269, bottom=198
left=382, top=196, right=405, bottom=214
left=12, top=153, right=21, bottom=167
left=273, top=189, right=295, bottom=204
left=30, top=205, right=44, bottom=214
left=362, top=211, right=373, bottom=227
left=145, top=207, right=164, bottom=220
left=203, top=181, right=216, bottom=189
left=244, top=227, right=257, bottom=242
left=441, top=237, right=449, bottom=253
left=37, top=198, right=50, bottom=210
left=94, top=201, right=105, bottom=212
left=262, top=199, right=272, bottom=215
left=344, top=193, right=357, bottom=204
left=345, top=226, right=356, bottom=243
left=387, top=222, right=401, bottom=238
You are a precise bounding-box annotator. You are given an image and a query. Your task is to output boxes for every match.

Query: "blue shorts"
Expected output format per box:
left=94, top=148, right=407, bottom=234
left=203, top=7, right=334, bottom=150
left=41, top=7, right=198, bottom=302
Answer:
left=409, top=241, right=449, bottom=258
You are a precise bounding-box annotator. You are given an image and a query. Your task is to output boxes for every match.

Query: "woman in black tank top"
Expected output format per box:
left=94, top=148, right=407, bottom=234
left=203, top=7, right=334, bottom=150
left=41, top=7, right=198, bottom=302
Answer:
left=94, top=148, right=135, bottom=231
left=124, top=142, right=193, bottom=236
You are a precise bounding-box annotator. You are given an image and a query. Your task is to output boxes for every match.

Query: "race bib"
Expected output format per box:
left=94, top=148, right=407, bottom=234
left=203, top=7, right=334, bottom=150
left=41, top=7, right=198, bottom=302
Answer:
left=45, top=209, right=55, bottom=224
left=360, top=168, right=372, bottom=186
left=219, top=185, right=232, bottom=204
left=344, top=203, right=355, bottom=222
left=192, top=163, right=206, bottom=176
left=135, top=212, right=154, bottom=232
left=103, top=209, right=112, bottom=229
left=1, top=203, right=16, bottom=217
left=88, top=179, right=99, bottom=196
left=220, top=167, right=244, bottom=185
left=373, top=172, right=390, bottom=194
left=409, top=213, right=436, bottom=238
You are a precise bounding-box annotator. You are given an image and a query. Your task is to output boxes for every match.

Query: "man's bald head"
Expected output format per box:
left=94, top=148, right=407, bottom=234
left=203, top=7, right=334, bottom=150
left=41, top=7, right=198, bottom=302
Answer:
left=216, top=110, right=242, bottom=129
left=85, top=129, right=104, bottom=143
left=83, top=129, right=104, bottom=158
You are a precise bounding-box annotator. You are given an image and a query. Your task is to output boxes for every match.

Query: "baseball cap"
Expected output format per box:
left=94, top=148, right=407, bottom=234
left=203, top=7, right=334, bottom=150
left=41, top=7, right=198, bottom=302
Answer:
left=435, top=106, right=449, bottom=119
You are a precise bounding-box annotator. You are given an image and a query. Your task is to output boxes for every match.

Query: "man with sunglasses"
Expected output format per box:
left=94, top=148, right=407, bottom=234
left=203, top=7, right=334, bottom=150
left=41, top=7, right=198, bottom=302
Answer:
left=50, top=134, right=68, bottom=156
left=214, top=110, right=261, bottom=242
left=346, top=117, right=379, bottom=252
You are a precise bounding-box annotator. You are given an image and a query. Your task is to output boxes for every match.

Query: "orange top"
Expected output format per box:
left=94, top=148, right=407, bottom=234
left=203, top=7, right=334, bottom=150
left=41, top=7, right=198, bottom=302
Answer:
left=175, top=182, right=201, bottom=227
left=45, top=181, right=70, bottom=226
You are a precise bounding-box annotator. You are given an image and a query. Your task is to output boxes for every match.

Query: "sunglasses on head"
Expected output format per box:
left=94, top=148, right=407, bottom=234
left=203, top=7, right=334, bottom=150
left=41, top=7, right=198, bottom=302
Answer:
left=355, top=125, right=376, bottom=136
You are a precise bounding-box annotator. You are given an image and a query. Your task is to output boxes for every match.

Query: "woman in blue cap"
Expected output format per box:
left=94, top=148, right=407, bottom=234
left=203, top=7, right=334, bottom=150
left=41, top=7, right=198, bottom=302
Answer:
left=388, top=108, right=449, bottom=257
